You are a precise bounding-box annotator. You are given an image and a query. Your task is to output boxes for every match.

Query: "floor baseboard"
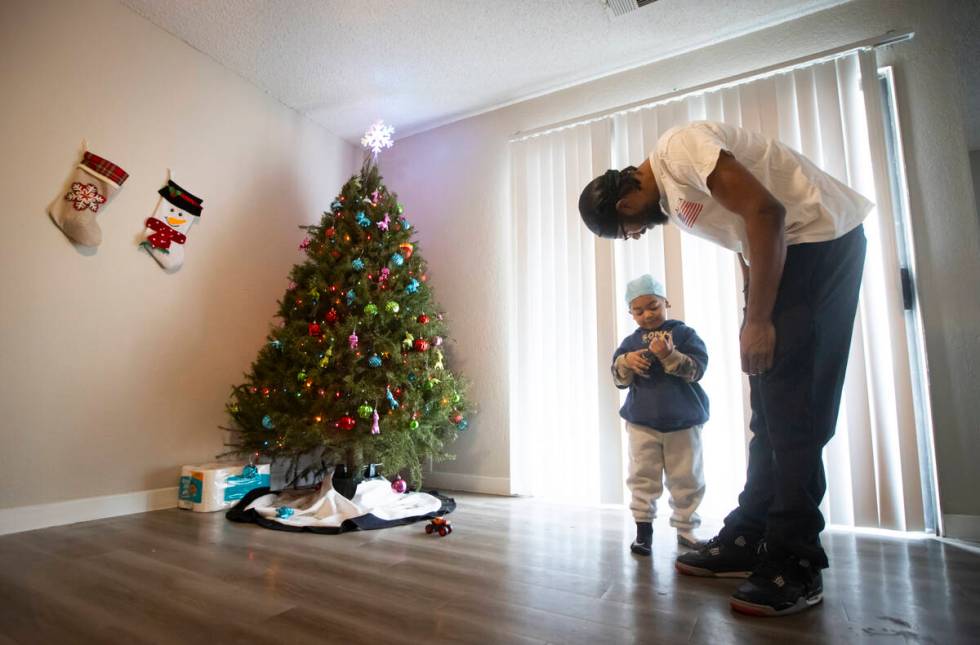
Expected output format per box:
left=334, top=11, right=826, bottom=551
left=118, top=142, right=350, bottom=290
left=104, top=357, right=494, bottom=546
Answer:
left=0, top=487, right=179, bottom=536
left=422, top=471, right=511, bottom=496
left=943, top=514, right=980, bottom=542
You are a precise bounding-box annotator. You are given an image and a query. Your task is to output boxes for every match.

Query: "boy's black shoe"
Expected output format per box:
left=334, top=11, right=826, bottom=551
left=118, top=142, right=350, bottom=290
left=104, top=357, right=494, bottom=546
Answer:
left=674, top=534, right=759, bottom=578
left=630, top=521, right=653, bottom=556
left=730, top=553, right=824, bottom=617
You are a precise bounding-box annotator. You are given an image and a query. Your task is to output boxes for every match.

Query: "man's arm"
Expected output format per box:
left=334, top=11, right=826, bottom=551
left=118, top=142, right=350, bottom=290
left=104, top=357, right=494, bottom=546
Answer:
left=736, top=252, right=750, bottom=300
left=706, top=151, right=786, bottom=375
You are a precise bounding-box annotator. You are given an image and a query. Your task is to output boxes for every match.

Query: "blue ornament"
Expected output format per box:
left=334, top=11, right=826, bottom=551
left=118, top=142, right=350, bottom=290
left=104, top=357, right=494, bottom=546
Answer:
left=276, top=507, right=295, bottom=519
left=356, top=211, right=371, bottom=228
left=331, top=199, right=342, bottom=211
left=400, top=217, right=411, bottom=230
left=270, top=340, right=283, bottom=350
left=405, top=278, right=420, bottom=294
left=390, top=253, right=404, bottom=267
left=408, top=373, right=416, bottom=382
left=368, top=355, right=382, bottom=368
left=346, top=289, right=356, bottom=305
left=262, top=415, right=274, bottom=429
left=457, top=419, right=469, bottom=431
left=352, top=258, right=365, bottom=271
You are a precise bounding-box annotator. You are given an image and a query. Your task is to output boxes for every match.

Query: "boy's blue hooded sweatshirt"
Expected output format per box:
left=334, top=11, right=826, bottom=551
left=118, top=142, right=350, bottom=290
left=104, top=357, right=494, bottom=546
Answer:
left=612, top=319, right=709, bottom=431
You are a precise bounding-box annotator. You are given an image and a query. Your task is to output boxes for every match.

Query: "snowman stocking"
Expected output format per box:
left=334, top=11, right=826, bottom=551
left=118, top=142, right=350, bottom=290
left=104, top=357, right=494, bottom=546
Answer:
left=48, top=151, right=129, bottom=247
left=140, top=179, right=203, bottom=270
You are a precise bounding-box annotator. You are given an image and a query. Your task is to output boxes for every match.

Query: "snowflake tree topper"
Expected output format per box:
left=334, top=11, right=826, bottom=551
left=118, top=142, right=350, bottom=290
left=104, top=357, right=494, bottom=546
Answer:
left=361, top=120, right=395, bottom=156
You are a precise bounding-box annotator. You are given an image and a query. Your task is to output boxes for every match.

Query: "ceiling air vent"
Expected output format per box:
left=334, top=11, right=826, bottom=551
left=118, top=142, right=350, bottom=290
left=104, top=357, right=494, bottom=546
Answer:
left=604, top=0, right=658, bottom=18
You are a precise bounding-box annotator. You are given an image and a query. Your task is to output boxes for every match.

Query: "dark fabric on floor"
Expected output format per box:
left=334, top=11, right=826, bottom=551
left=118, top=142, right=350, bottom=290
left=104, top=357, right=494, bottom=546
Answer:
left=225, top=486, right=456, bottom=534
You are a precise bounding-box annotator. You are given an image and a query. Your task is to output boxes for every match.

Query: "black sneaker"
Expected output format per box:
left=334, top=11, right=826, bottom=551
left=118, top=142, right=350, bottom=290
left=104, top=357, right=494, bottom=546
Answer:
left=675, top=534, right=759, bottom=578
left=631, top=522, right=653, bottom=556
left=729, top=554, right=824, bottom=617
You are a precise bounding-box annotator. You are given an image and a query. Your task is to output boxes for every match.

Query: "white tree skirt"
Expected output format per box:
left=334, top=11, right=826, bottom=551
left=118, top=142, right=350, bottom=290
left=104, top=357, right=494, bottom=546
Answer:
left=243, top=477, right=444, bottom=529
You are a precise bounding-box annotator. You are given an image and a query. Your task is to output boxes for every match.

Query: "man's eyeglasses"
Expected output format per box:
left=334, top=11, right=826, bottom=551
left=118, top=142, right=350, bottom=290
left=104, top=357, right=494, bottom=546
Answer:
left=619, top=221, right=629, bottom=241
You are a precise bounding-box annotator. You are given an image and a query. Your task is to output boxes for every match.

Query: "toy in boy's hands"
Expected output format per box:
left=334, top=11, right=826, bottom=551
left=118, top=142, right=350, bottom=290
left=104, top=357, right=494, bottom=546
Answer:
left=622, top=349, right=653, bottom=376
left=648, top=331, right=674, bottom=360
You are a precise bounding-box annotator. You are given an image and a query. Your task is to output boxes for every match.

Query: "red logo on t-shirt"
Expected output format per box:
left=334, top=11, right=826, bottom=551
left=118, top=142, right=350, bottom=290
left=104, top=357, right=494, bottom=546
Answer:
left=676, top=199, right=703, bottom=227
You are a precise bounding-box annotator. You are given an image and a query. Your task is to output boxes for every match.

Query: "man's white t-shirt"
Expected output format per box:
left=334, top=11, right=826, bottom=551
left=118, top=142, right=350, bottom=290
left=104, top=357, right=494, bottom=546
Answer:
left=649, top=121, right=873, bottom=254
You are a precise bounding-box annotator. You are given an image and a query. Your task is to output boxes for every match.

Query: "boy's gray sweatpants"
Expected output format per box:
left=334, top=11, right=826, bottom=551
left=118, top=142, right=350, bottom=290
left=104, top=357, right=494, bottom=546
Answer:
left=626, top=421, right=705, bottom=528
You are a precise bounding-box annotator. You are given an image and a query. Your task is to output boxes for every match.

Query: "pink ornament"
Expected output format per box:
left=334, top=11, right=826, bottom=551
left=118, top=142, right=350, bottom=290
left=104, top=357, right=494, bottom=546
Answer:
left=379, top=267, right=390, bottom=282
left=298, top=237, right=311, bottom=250
left=377, top=214, right=390, bottom=231
left=348, top=332, right=359, bottom=349
left=391, top=475, right=408, bottom=494
left=434, top=336, right=444, bottom=347
left=371, top=410, right=380, bottom=435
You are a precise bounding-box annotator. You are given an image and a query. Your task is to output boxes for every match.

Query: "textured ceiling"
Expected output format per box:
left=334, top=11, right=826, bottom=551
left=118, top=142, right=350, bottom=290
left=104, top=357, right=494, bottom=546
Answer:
left=120, top=0, right=855, bottom=143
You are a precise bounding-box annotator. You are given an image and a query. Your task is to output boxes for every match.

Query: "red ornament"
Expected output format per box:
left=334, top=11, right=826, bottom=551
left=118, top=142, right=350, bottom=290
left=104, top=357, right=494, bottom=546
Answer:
left=308, top=321, right=322, bottom=337
left=325, top=308, right=339, bottom=323
left=391, top=476, right=408, bottom=494
left=331, top=250, right=341, bottom=258
left=261, top=387, right=270, bottom=397
left=413, top=338, right=430, bottom=352
left=417, top=314, right=429, bottom=324
left=451, top=412, right=464, bottom=424
left=338, top=416, right=356, bottom=431
left=326, top=227, right=336, bottom=238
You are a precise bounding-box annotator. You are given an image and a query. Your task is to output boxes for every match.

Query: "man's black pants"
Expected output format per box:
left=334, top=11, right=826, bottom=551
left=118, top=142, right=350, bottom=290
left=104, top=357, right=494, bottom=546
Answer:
left=720, top=225, right=867, bottom=569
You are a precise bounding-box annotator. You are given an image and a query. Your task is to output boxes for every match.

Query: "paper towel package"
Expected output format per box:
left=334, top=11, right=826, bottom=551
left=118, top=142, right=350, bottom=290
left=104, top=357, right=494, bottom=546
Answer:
left=178, top=462, right=270, bottom=512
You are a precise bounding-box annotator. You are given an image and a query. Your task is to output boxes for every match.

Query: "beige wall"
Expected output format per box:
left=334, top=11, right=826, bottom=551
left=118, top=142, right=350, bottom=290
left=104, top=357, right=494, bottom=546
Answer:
left=0, top=0, right=356, bottom=508
left=972, top=151, right=980, bottom=222
left=384, top=0, right=980, bottom=532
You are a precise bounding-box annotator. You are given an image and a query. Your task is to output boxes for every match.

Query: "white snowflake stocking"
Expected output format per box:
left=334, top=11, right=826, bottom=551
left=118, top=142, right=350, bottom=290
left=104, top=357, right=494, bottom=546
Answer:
left=140, top=179, right=203, bottom=270
left=48, top=151, right=129, bottom=247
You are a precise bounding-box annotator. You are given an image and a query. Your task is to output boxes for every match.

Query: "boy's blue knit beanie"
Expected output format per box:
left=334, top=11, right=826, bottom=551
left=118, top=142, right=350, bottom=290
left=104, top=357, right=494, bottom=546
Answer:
left=625, top=274, right=667, bottom=305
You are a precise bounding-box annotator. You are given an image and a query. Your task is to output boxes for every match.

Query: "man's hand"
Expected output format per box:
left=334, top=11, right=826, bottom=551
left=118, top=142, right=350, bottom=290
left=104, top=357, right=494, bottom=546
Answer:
left=649, top=332, right=674, bottom=360
left=622, top=350, right=652, bottom=375
left=740, top=319, right=775, bottom=375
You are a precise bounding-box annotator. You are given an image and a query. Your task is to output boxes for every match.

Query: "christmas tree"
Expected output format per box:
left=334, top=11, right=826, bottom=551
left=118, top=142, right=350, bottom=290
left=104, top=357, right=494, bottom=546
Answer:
left=224, top=129, right=471, bottom=489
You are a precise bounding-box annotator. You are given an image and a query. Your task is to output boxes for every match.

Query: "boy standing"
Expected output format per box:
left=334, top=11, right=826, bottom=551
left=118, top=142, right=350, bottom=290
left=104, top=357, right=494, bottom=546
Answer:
left=613, top=274, right=709, bottom=555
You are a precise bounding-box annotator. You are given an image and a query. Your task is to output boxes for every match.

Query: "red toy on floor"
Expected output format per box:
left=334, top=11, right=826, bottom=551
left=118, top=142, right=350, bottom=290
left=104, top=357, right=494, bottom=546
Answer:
left=425, top=516, right=452, bottom=537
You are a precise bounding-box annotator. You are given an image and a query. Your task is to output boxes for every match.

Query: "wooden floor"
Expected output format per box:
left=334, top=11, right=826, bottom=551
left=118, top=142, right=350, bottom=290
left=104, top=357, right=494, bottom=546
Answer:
left=1, top=493, right=978, bottom=644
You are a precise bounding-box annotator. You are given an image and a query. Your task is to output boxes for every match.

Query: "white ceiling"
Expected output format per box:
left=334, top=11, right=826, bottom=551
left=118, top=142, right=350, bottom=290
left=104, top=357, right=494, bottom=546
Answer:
left=120, top=0, right=851, bottom=143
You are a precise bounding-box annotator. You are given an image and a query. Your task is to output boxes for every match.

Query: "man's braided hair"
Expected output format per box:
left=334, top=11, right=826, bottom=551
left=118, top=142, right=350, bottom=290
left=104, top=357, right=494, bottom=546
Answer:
left=578, top=168, right=635, bottom=238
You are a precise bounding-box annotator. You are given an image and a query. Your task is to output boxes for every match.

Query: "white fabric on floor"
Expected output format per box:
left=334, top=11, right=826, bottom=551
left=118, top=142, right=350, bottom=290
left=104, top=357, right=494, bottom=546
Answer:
left=246, top=477, right=442, bottom=528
